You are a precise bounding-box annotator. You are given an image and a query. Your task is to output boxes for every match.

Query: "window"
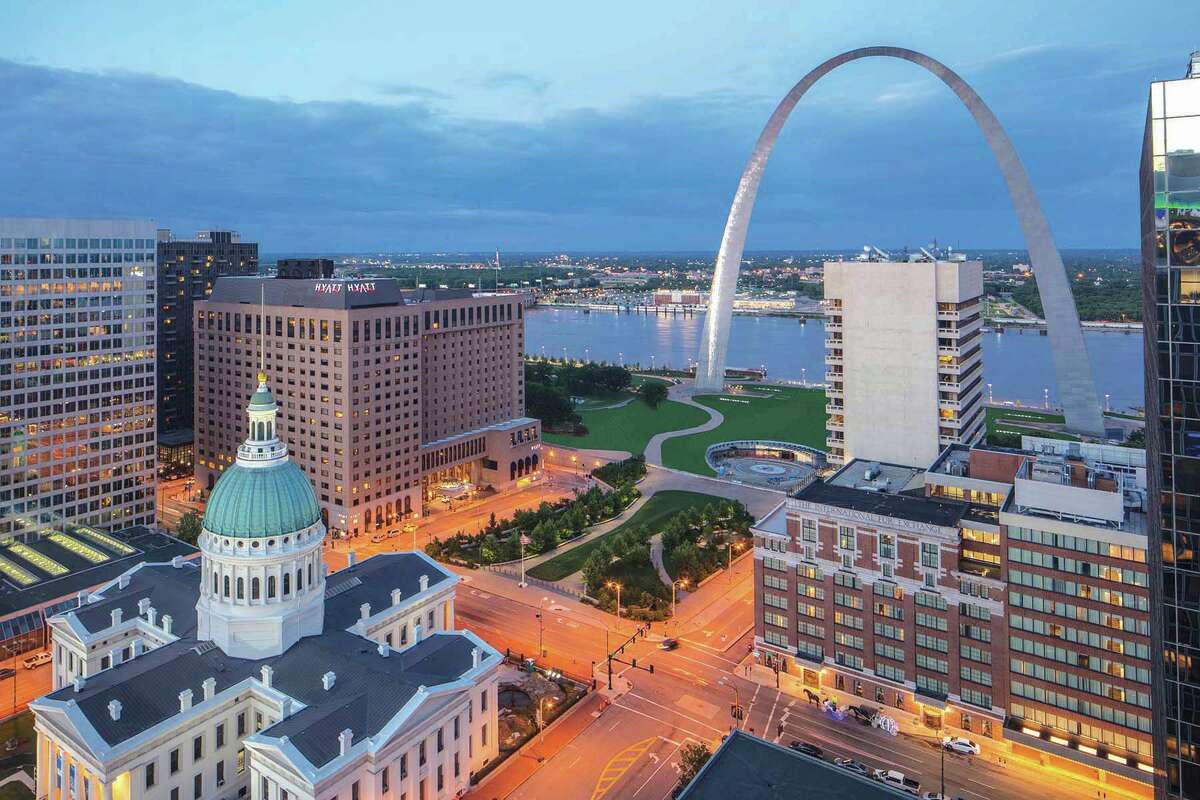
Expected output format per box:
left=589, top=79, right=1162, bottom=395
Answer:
left=437, top=727, right=444, bottom=752
left=921, top=542, right=940, bottom=569
left=170, top=748, right=180, bottom=775
left=838, top=526, right=856, bottom=551
left=801, top=518, right=818, bottom=542
left=216, top=722, right=225, bottom=748
left=400, top=753, right=408, bottom=779
left=193, top=735, right=203, bottom=762
left=145, top=762, right=156, bottom=789
left=437, top=765, right=444, bottom=791
left=419, top=741, right=427, bottom=766
left=382, top=766, right=390, bottom=793
left=237, top=712, right=246, bottom=736
left=193, top=773, right=202, bottom=799
left=171, top=789, right=179, bottom=800
left=454, top=716, right=460, bottom=740
left=352, top=780, right=360, bottom=800
left=482, top=723, right=488, bottom=746
left=878, top=533, right=895, bottom=560
left=216, top=760, right=225, bottom=787
left=481, top=689, right=488, bottom=711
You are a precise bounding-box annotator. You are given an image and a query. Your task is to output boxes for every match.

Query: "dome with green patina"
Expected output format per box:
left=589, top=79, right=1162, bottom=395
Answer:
left=202, top=460, right=322, bottom=538
left=248, top=370, right=277, bottom=409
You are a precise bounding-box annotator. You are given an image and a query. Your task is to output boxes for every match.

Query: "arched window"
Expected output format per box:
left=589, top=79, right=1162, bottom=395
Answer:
left=236, top=577, right=245, bottom=600
left=283, top=573, right=291, bottom=595
left=224, top=575, right=230, bottom=597
left=510, top=462, right=516, bottom=480
left=267, top=576, right=277, bottom=599
left=251, top=577, right=261, bottom=600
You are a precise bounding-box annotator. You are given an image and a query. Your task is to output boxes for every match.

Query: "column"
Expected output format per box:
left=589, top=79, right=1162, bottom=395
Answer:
left=100, top=780, right=112, bottom=800
left=35, top=734, right=49, bottom=799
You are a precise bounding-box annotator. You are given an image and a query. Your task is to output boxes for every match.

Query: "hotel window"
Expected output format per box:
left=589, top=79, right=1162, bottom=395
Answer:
left=878, top=533, right=895, bottom=560
left=801, top=519, right=818, bottom=542
left=921, top=543, right=940, bottom=569
left=838, top=526, right=856, bottom=551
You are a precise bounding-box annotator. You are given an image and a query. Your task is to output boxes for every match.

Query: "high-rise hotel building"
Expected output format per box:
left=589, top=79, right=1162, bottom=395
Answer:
left=194, top=275, right=538, bottom=538
left=0, top=219, right=158, bottom=536
left=156, top=229, right=258, bottom=438
left=824, top=255, right=985, bottom=467
left=1143, top=50, right=1200, bottom=798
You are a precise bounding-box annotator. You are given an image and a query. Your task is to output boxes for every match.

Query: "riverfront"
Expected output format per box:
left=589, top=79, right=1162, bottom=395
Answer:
left=524, top=306, right=1145, bottom=412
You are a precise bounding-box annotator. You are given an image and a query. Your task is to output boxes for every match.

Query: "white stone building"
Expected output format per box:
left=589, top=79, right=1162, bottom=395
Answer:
left=31, top=372, right=501, bottom=800
left=823, top=256, right=985, bottom=467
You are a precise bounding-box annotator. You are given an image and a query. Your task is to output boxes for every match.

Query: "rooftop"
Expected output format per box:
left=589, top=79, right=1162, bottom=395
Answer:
left=794, top=459, right=965, bottom=530
left=678, top=730, right=906, bottom=800
left=0, top=525, right=196, bottom=616
left=41, top=552, right=487, bottom=769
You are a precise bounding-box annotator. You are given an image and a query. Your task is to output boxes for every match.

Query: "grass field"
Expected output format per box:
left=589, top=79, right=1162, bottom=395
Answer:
left=527, top=490, right=718, bottom=581
left=660, top=386, right=827, bottom=475
left=607, top=553, right=670, bottom=602
left=985, top=406, right=1079, bottom=444
left=542, top=398, right=709, bottom=455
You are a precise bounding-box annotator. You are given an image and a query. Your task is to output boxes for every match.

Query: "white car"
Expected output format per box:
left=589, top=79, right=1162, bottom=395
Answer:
left=941, top=736, right=981, bottom=756
left=22, top=651, right=51, bottom=669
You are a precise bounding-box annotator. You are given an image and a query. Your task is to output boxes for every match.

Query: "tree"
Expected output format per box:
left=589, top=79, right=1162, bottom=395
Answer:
left=526, top=382, right=579, bottom=428
left=582, top=551, right=610, bottom=596
left=672, top=542, right=703, bottom=583
left=176, top=511, right=202, bottom=545
left=677, top=743, right=712, bottom=788
left=639, top=381, right=669, bottom=408
left=1124, top=427, right=1145, bottom=448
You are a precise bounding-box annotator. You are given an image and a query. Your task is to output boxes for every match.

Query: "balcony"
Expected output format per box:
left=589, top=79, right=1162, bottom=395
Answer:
left=825, top=403, right=843, bottom=415
left=938, top=397, right=961, bottom=410
left=824, top=336, right=843, bottom=348
left=826, top=384, right=843, bottom=398
left=825, top=352, right=843, bottom=366
left=824, top=371, right=843, bottom=384
left=826, top=319, right=843, bottom=333
left=827, top=416, right=844, bottom=430
left=826, top=436, right=845, bottom=450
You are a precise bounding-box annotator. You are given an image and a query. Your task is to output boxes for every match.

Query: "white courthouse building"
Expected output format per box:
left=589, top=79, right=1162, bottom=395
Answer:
left=30, top=372, right=501, bottom=800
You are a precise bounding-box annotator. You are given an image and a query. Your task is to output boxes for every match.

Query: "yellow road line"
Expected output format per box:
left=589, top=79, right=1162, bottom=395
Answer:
left=591, top=736, right=657, bottom=800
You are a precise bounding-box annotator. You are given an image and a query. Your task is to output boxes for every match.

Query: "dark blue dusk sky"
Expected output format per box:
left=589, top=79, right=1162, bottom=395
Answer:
left=1, top=1, right=1194, bottom=252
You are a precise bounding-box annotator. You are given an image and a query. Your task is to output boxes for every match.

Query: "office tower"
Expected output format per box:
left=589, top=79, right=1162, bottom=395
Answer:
left=823, top=254, right=985, bottom=466
left=754, top=439, right=1151, bottom=781
left=0, top=219, right=157, bottom=535
left=1143, top=50, right=1200, bottom=798
left=194, top=276, right=537, bottom=538
left=156, top=229, right=258, bottom=438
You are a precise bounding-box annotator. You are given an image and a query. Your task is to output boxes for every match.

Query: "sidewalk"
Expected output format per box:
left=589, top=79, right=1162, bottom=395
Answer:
left=465, top=691, right=606, bottom=800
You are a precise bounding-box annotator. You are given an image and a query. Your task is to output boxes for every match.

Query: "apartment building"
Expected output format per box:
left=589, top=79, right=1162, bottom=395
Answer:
left=194, top=276, right=537, bottom=537
left=0, top=219, right=158, bottom=537
left=753, top=438, right=1152, bottom=780
left=823, top=255, right=985, bottom=466
left=156, top=229, right=259, bottom=438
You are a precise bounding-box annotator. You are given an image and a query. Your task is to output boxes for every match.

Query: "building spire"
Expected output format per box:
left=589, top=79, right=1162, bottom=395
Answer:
left=259, top=283, right=266, bottom=382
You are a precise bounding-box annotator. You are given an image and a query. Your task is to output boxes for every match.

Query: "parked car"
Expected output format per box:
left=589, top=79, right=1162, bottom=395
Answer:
left=941, top=736, right=981, bottom=756
left=833, top=757, right=869, bottom=776
left=789, top=741, right=823, bottom=758
left=872, top=769, right=921, bottom=796
left=0, top=668, right=14, bottom=680
left=921, top=793, right=948, bottom=800
left=21, top=652, right=51, bottom=669
left=658, top=638, right=679, bottom=651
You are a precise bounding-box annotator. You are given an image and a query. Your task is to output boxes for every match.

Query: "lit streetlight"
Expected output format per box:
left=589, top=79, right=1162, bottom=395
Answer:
left=728, top=540, right=743, bottom=582
left=672, top=578, right=689, bottom=618
left=607, top=581, right=622, bottom=618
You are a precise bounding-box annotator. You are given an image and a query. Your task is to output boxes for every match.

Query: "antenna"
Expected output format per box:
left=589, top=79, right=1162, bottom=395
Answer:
left=259, top=283, right=266, bottom=377
left=495, top=247, right=501, bottom=292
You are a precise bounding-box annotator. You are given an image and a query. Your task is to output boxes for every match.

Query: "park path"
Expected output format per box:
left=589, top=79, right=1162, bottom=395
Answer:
left=643, top=381, right=725, bottom=467
left=648, top=534, right=672, bottom=588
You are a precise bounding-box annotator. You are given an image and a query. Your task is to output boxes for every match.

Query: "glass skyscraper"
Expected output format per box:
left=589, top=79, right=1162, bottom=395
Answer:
left=1144, top=51, right=1200, bottom=798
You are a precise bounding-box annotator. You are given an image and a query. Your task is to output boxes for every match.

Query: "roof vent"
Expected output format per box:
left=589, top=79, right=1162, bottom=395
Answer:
left=202, top=677, right=216, bottom=701
left=359, top=603, right=371, bottom=620
left=110, top=608, right=123, bottom=627
left=377, top=643, right=389, bottom=658
left=117, top=574, right=130, bottom=590
left=162, top=615, right=173, bottom=635
left=322, top=671, right=336, bottom=691
left=338, top=728, right=353, bottom=756
left=472, top=647, right=481, bottom=668
left=391, top=588, right=402, bottom=606
left=147, top=607, right=157, bottom=627
left=137, top=598, right=151, bottom=616
left=281, top=698, right=293, bottom=719
left=419, top=575, right=429, bottom=592
left=178, top=688, right=193, bottom=712
left=108, top=700, right=122, bottom=721
left=73, top=677, right=85, bottom=693
left=260, top=665, right=274, bottom=689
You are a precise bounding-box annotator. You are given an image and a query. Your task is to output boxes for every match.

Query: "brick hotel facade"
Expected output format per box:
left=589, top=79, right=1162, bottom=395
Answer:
left=754, top=440, right=1152, bottom=777
left=194, top=276, right=538, bottom=538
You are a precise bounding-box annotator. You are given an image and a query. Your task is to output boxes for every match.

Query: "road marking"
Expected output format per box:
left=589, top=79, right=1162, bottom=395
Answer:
left=626, top=693, right=725, bottom=735
left=590, top=736, right=657, bottom=800
left=612, top=701, right=715, bottom=742
left=631, top=737, right=688, bottom=799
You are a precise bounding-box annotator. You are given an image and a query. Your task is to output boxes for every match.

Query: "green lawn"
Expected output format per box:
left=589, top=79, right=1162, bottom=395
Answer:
left=985, top=407, right=1079, bottom=444
left=0, top=783, right=32, bottom=800
left=660, top=386, right=827, bottom=475
left=608, top=553, right=670, bottom=602
left=527, top=490, right=718, bottom=581
left=543, top=398, right=709, bottom=455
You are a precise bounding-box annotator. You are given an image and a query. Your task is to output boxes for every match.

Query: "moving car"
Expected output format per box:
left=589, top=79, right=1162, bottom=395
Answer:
left=658, top=638, right=679, bottom=651
left=789, top=741, right=823, bottom=758
left=834, top=758, right=869, bottom=776
left=872, top=769, right=921, bottom=796
left=21, top=652, right=51, bottom=669
left=941, top=736, right=981, bottom=756
left=0, top=668, right=13, bottom=680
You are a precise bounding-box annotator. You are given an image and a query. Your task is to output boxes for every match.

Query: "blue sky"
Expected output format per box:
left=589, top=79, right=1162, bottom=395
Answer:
left=0, top=1, right=1193, bottom=252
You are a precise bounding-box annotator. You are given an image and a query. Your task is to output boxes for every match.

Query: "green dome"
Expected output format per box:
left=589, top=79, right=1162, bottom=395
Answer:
left=203, top=461, right=322, bottom=538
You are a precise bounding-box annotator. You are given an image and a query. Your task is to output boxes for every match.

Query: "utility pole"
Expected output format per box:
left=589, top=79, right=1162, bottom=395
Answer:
left=940, top=741, right=945, bottom=798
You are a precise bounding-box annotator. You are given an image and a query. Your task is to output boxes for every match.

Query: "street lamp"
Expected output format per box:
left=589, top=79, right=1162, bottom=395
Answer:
left=728, top=540, right=743, bottom=581
left=672, top=578, right=689, bottom=618
left=801, top=367, right=806, bottom=386
left=1105, top=393, right=1111, bottom=412
left=986, top=383, right=993, bottom=404
left=607, top=581, right=622, bottom=618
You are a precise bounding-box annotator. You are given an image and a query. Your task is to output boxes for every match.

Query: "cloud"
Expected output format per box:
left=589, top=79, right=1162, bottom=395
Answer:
left=373, top=82, right=450, bottom=102
left=0, top=50, right=1155, bottom=251
left=477, top=71, right=550, bottom=94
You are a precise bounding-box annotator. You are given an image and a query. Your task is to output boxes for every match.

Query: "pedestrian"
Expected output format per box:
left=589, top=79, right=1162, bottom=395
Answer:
left=776, top=722, right=784, bottom=738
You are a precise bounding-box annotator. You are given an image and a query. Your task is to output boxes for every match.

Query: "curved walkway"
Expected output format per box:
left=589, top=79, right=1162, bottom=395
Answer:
left=643, top=382, right=724, bottom=466
left=648, top=534, right=672, bottom=588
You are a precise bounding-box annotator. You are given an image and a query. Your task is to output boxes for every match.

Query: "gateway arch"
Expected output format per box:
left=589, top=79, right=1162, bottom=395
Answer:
left=695, top=46, right=1105, bottom=438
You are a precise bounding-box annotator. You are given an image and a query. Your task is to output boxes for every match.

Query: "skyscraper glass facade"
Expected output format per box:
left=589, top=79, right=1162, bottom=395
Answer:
left=1144, top=52, right=1200, bottom=798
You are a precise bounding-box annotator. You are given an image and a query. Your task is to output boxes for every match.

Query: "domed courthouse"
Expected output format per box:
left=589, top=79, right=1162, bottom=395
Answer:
left=31, top=375, right=501, bottom=800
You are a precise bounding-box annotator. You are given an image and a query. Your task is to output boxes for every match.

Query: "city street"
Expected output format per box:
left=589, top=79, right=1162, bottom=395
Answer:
left=458, top=566, right=1148, bottom=800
